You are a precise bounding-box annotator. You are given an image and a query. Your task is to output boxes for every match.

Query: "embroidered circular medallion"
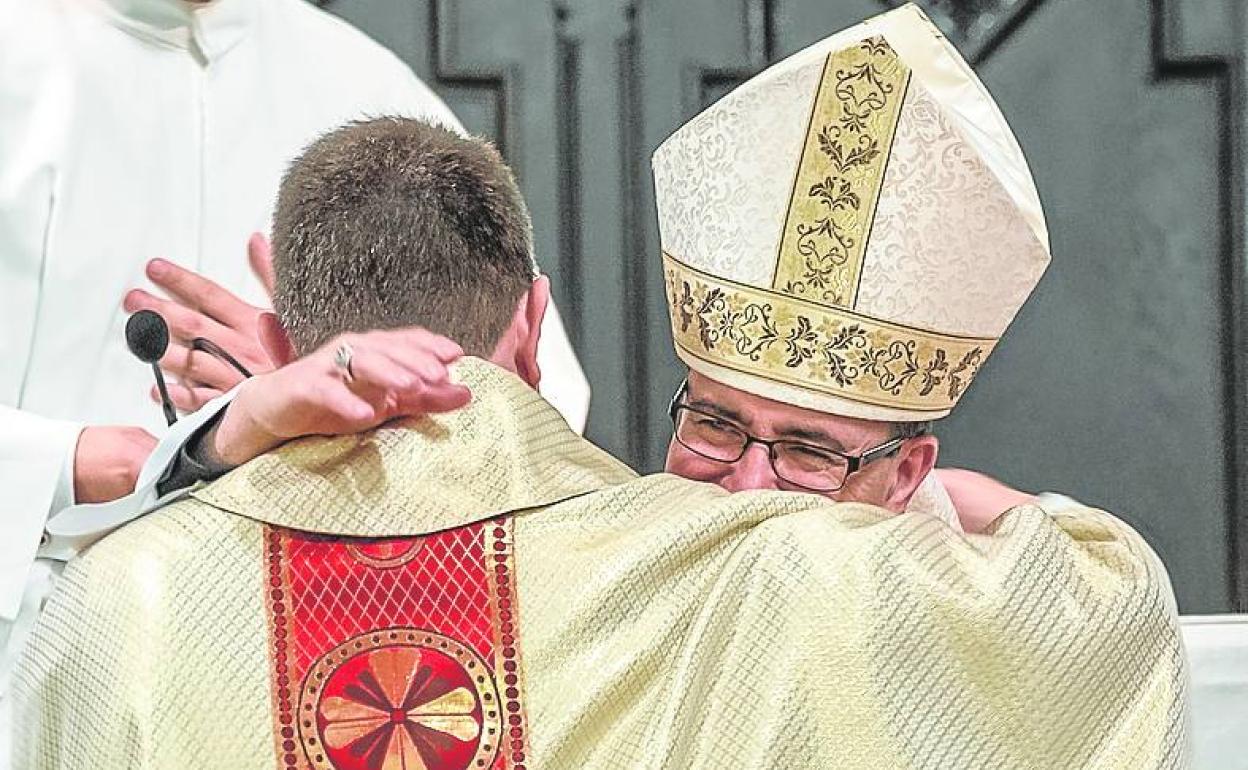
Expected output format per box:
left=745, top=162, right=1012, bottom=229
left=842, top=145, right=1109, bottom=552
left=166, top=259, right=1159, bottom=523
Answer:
left=298, top=629, right=501, bottom=770
left=345, top=537, right=425, bottom=569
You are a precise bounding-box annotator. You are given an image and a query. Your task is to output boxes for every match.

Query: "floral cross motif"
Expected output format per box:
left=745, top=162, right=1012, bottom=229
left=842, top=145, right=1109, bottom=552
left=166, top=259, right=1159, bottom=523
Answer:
left=315, top=644, right=489, bottom=770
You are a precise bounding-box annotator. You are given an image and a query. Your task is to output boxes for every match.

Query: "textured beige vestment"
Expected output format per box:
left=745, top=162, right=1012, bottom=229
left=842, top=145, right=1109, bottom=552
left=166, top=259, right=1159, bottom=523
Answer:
left=16, top=360, right=1188, bottom=769
left=15, top=5, right=1187, bottom=769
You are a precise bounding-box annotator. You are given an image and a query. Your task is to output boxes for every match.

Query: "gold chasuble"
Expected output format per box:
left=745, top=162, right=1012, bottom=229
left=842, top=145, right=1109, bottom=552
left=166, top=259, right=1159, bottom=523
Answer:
left=16, top=360, right=1187, bottom=769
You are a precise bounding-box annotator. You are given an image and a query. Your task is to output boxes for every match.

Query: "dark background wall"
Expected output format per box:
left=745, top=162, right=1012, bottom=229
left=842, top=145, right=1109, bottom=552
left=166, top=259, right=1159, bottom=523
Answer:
left=318, top=0, right=1246, bottom=614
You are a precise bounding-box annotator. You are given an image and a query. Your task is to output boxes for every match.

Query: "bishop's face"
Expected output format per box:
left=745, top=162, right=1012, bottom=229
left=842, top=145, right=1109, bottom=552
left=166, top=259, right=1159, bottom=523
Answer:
left=663, top=371, right=937, bottom=512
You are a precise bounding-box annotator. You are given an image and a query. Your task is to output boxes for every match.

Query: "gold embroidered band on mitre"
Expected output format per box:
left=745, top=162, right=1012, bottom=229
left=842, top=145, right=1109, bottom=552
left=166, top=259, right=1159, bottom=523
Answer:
left=772, top=36, right=910, bottom=309
left=666, top=252, right=996, bottom=413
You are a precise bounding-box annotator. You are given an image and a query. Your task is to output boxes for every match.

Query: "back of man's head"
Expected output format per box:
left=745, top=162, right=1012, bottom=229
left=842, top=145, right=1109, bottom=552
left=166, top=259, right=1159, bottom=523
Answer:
left=271, top=117, right=535, bottom=358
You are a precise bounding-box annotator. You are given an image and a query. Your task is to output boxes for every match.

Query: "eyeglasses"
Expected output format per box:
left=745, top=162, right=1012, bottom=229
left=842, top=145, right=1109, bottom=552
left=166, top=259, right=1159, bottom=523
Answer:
left=667, top=380, right=914, bottom=492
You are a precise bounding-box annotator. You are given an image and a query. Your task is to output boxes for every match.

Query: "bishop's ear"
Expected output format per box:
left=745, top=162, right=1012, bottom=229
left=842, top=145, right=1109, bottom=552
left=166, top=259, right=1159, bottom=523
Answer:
left=886, top=434, right=939, bottom=512
left=258, top=312, right=297, bottom=368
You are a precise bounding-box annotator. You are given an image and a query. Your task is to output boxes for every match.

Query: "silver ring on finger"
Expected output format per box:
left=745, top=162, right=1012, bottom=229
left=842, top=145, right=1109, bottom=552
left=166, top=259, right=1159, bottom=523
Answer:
left=333, top=342, right=355, bottom=384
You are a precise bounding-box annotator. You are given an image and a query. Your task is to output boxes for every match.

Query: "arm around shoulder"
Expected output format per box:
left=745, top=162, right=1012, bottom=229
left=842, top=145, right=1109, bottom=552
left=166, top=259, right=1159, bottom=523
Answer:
left=665, top=502, right=1188, bottom=770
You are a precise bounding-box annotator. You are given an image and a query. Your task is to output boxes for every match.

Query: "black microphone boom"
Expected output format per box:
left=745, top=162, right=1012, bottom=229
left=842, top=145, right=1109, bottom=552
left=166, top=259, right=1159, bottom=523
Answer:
left=125, top=310, right=177, bottom=426
left=191, top=337, right=252, bottom=378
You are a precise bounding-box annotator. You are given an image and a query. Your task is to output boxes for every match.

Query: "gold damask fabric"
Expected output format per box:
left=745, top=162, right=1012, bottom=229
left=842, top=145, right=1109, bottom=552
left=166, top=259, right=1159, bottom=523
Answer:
left=665, top=252, right=994, bottom=413
left=15, top=360, right=1189, bottom=769
left=771, top=36, right=909, bottom=307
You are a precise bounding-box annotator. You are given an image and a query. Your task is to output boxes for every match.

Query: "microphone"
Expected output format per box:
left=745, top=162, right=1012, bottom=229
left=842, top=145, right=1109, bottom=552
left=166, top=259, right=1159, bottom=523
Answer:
left=125, top=310, right=177, bottom=426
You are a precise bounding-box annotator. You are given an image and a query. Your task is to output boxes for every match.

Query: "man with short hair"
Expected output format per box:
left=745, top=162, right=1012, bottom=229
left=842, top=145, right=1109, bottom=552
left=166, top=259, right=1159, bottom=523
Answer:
left=271, top=118, right=540, bottom=360
left=0, top=4, right=473, bottom=760
left=0, top=3, right=592, bottom=758
left=18, top=8, right=1187, bottom=768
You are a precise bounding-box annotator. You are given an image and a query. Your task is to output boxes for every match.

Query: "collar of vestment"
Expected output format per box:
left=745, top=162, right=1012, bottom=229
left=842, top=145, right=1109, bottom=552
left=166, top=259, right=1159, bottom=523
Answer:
left=193, top=358, right=637, bottom=538
left=86, top=0, right=255, bottom=61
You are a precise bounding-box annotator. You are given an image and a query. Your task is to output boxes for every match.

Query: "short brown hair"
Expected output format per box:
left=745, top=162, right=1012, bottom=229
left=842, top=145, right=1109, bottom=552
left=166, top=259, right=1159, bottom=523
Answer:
left=271, top=117, right=535, bottom=357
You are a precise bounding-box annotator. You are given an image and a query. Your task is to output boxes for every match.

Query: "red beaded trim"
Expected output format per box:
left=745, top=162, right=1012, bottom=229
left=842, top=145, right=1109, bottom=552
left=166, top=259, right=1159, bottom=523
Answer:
left=265, top=526, right=300, bottom=770
left=263, top=521, right=527, bottom=770
left=487, top=518, right=531, bottom=770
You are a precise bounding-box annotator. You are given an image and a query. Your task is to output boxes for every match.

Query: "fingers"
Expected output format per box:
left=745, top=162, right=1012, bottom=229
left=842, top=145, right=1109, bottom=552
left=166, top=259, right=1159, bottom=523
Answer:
left=371, top=346, right=471, bottom=414
left=200, top=329, right=472, bottom=461
left=344, top=334, right=461, bottom=391
left=366, top=372, right=471, bottom=418
left=351, top=329, right=465, bottom=408
left=339, top=346, right=420, bottom=393
left=159, top=342, right=247, bottom=392
left=125, top=289, right=271, bottom=377
left=324, top=330, right=461, bottom=383
left=145, top=258, right=262, bottom=330
left=321, top=340, right=471, bottom=422
left=353, top=380, right=470, bottom=422
left=373, top=348, right=450, bottom=389
left=248, top=233, right=276, bottom=299
left=401, top=382, right=472, bottom=414
left=124, top=288, right=239, bottom=347
left=406, top=329, right=464, bottom=363
left=381, top=334, right=466, bottom=374
left=356, top=327, right=464, bottom=364
left=298, top=379, right=376, bottom=425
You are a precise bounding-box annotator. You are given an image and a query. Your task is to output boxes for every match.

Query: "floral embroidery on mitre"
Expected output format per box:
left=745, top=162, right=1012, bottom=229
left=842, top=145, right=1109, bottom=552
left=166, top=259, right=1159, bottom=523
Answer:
left=775, top=37, right=910, bottom=307
left=668, top=260, right=991, bottom=411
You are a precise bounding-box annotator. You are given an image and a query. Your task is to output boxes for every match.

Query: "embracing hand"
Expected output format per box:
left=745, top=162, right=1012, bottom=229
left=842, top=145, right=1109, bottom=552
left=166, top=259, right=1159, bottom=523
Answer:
left=934, top=468, right=1035, bottom=532
left=123, top=233, right=277, bottom=411
left=207, top=328, right=472, bottom=467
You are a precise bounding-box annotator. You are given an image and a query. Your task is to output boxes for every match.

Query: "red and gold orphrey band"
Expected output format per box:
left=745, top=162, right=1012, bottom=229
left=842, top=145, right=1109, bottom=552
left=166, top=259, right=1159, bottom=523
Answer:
left=264, top=519, right=531, bottom=770
left=665, top=252, right=996, bottom=412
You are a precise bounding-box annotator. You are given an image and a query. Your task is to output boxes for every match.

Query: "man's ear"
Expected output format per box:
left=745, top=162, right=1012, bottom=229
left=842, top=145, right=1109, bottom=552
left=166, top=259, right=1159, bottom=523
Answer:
left=513, top=275, right=550, bottom=388
left=257, top=312, right=297, bottom=367
left=885, top=435, right=939, bottom=512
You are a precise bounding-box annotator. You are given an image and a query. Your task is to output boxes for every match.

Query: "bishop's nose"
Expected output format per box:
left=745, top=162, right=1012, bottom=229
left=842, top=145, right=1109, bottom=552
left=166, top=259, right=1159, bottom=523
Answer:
left=718, top=442, right=782, bottom=492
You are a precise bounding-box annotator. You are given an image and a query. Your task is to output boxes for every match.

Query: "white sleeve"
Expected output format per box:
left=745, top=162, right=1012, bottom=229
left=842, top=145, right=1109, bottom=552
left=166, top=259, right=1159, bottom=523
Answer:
left=536, top=300, right=591, bottom=434
left=0, top=0, right=78, bottom=623
left=41, top=387, right=239, bottom=562
left=0, top=407, right=81, bottom=622
left=49, top=424, right=78, bottom=514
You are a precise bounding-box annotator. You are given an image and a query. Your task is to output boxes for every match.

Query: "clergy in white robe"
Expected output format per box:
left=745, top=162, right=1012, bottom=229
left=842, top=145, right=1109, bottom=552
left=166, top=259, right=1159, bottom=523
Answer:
left=0, top=0, right=589, bottom=760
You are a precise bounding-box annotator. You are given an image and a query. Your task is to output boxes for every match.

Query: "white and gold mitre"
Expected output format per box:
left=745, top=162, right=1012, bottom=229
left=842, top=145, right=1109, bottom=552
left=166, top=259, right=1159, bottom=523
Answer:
left=653, top=3, right=1050, bottom=421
